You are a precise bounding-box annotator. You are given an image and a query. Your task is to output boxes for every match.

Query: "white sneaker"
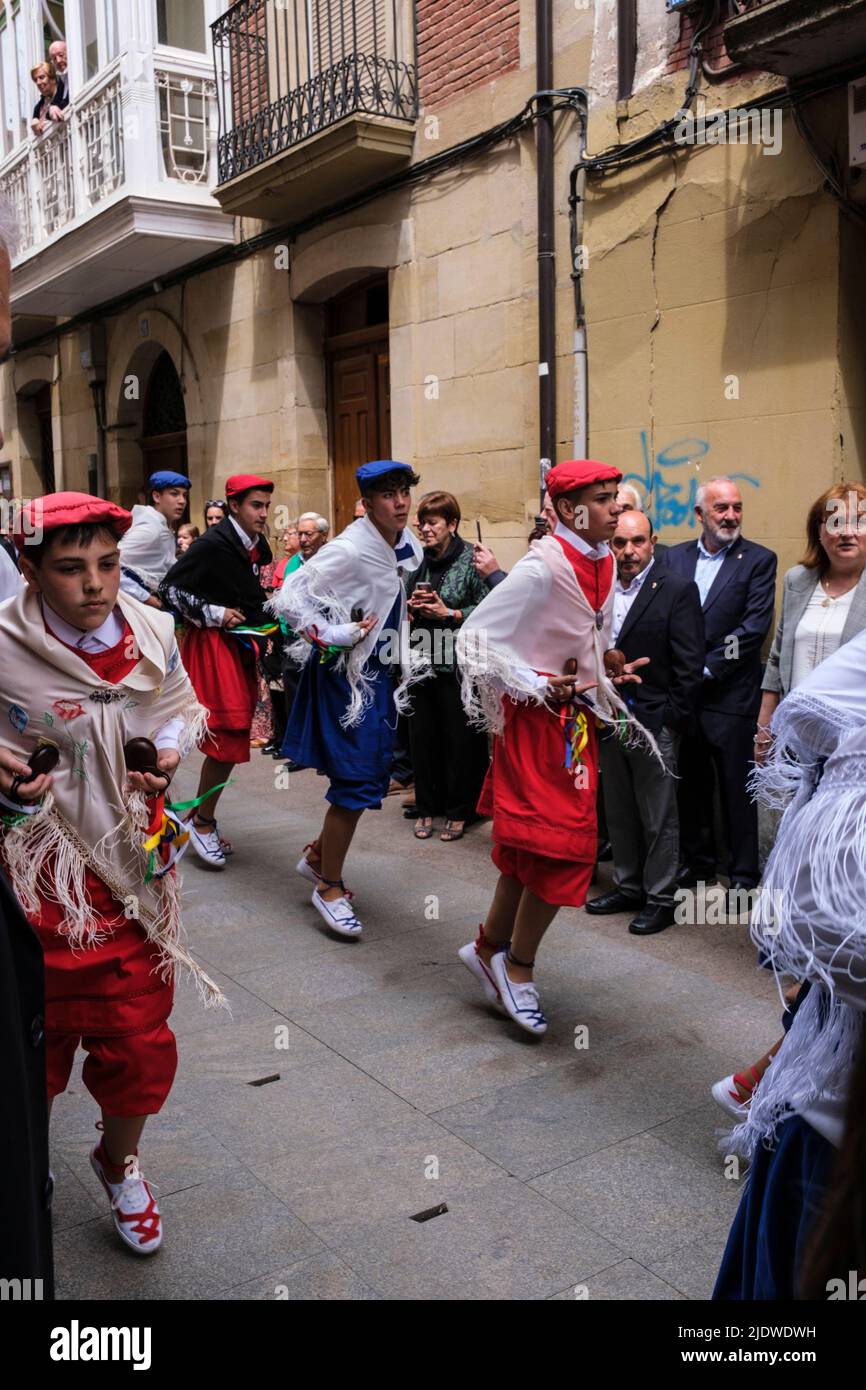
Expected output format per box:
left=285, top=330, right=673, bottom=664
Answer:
left=711, top=1074, right=752, bottom=1120
left=312, top=886, right=363, bottom=939
left=458, top=939, right=506, bottom=1012
left=296, top=848, right=320, bottom=886
left=90, top=1146, right=162, bottom=1256
left=188, top=818, right=226, bottom=869
left=490, top=950, right=548, bottom=1036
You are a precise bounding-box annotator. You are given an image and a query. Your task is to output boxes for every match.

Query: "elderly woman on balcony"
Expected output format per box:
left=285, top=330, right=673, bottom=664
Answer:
left=30, top=62, right=68, bottom=136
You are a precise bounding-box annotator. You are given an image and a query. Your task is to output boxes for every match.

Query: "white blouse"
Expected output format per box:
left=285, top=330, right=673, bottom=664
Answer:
left=790, top=581, right=855, bottom=691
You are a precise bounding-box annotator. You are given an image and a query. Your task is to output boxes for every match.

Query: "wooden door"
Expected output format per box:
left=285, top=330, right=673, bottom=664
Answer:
left=329, top=334, right=389, bottom=534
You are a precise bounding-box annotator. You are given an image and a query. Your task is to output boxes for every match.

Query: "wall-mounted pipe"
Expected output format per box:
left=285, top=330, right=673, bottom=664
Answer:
left=536, top=0, right=556, bottom=506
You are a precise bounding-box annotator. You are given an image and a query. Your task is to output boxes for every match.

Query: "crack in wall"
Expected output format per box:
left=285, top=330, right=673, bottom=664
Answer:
left=648, top=164, right=678, bottom=488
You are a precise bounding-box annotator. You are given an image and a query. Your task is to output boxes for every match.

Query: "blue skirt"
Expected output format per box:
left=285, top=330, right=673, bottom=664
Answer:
left=282, top=641, right=398, bottom=811
left=713, top=1114, right=834, bottom=1300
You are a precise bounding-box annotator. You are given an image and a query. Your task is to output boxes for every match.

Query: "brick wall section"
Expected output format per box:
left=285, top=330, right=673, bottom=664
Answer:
left=417, top=0, right=520, bottom=108
left=668, top=13, right=737, bottom=78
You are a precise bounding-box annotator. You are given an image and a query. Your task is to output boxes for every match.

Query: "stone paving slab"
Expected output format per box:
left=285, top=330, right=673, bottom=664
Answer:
left=49, top=754, right=777, bottom=1301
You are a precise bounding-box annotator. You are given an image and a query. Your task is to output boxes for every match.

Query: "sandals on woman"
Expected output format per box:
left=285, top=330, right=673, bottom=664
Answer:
left=440, top=820, right=465, bottom=842
left=414, top=817, right=434, bottom=840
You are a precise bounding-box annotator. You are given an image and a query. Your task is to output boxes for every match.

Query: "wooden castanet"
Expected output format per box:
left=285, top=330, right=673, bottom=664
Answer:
left=8, top=738, right=60, bottom=801
left=123, top=737, right=171, bottom=790
left=603, top=648, right=627, bottom=679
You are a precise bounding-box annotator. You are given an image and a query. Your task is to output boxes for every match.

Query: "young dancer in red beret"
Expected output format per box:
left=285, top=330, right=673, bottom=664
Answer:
left=160, top=476, right=274, bottom=868
left=0, top=493, right=219, bottom=1256
left=457, top=461, right=656, bottom=1035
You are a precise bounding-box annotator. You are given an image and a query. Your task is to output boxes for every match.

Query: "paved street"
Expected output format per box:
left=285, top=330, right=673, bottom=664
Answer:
left=50, top=751, right=776, bottom=1301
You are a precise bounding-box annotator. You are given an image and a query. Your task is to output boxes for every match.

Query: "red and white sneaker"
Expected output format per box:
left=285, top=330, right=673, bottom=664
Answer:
left=90, top=1144, right=163, bottom=1256
left=458, top=936, right=506, bottom=1012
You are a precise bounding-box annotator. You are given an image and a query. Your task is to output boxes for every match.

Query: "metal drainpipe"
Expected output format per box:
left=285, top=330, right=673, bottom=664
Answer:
left=91, top=381, right=107, bottom=498
left=536, top=0, right=555, bottom=507
left=570, top=107, right=588, bottom=459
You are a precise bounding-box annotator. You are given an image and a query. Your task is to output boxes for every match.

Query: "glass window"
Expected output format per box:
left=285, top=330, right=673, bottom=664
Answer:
left=105, top=0, right=118, bottom=63
left=81, top=0, right=99, bottom=80
left=156, top=0, right=206, bottom=53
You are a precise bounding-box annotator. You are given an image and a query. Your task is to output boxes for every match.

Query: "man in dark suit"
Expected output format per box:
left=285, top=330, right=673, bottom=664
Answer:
left=586, top=510, right=704, bottom=934
left=665, top=477, right=777, bottom=900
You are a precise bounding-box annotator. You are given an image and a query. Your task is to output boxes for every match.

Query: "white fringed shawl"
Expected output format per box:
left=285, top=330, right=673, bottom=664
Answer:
left=118, top=505, right=178, bottom=592
left=456, top=535, right=660, bottom=759
left=268, top=515, right=427, bottom=728
left=750, top=623, right=866, bottom=814
left=729, top=722, right=866, bottom=1158
left=0, top=590, right=221, bottom=1005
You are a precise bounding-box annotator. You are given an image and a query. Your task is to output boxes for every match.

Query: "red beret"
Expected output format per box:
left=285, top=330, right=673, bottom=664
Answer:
left=546, top=460, right=622, bottom=499
left=13, top=492, right=132, bottom=551
left=224, top=474, right=274, bottom=499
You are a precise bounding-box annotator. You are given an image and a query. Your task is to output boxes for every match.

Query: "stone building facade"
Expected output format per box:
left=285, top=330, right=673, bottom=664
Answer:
left=1, top=1, right=864, bottom=578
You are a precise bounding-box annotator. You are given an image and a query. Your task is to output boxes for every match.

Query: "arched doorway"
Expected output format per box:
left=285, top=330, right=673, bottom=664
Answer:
left=326, top=276, right=391, bottom=533
left=140, top=351, right=187, bottom=496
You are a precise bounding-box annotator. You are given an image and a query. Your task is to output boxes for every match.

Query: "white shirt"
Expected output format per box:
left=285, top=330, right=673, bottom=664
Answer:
left=553, top=519, right=610, bottom=561
left=790, top=581, right=855, bottom=691
left=42, top=601, right=183, bottom=749
left=694, top=533, right=732, bottom=606
left=611, top=557, right=655, bottom=646
left=230, top=515, right=255, bottom=550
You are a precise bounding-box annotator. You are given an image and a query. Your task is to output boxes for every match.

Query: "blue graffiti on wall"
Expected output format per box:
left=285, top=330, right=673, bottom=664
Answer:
left=621, top=432, right=760, bottom=532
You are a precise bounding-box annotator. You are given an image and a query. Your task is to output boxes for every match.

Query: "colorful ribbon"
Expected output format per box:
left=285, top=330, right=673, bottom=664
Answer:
left=143, top=780, right=233, bottom=882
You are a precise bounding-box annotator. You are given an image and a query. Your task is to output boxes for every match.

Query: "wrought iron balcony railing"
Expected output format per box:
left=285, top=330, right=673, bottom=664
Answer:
left=211, top=0, right=418, bottom=185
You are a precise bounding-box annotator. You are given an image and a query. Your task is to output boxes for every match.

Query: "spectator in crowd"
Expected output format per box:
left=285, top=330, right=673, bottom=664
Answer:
left=297, top=511, right=329, bottom=560
left=118, top=469, right=190, bottom=607
left=407, top=490, right=490, bottom=842
left=616, top=483, right=644, bottom=511
left=666, top=477, right=776, bottom=907
left=30, top=62, right=67, bottom=135
left=204, top=499, right=227, bottom=529
left=276, top=513, right=328, bottom=769
left=48, top=40, right=68, bottom=103
left=472, top=539, right=507, bottom=589
left=176, top=523, right=199, bottom=554
left=713, top=479, right=866, bottom=1119
left=282, top=520, right=299, bottom=562
left=617, top=482, right=668, bottom=561
left=586, top=510, right=704, bottom=934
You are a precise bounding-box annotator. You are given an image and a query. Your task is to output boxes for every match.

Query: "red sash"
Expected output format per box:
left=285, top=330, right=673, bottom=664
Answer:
left=553, top=535, right=613, bottom=613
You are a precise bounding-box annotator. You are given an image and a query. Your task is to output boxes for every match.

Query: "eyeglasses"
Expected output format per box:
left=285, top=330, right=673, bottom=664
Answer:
left=205, top=501, right=227, bottom=511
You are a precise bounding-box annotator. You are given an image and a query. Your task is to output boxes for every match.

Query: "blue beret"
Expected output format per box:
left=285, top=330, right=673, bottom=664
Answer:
left=355, top=459, right=414, bottom=485
left=149, top=470, right=191, bottom=491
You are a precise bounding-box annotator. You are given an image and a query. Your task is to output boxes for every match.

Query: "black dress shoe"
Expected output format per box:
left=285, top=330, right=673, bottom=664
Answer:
left=585, top=890, right=645, bottom=915
left=596, top=840, right=613, bottom=862
left=628, top=904, right=676, bottom=935
left=282, top=759, right=302, bottom=772
left=261, top=741, right=278, bottom=755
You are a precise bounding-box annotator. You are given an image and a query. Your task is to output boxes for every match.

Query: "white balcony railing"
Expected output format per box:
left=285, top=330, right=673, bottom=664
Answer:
left=0, top=60, right=219, bottom=261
